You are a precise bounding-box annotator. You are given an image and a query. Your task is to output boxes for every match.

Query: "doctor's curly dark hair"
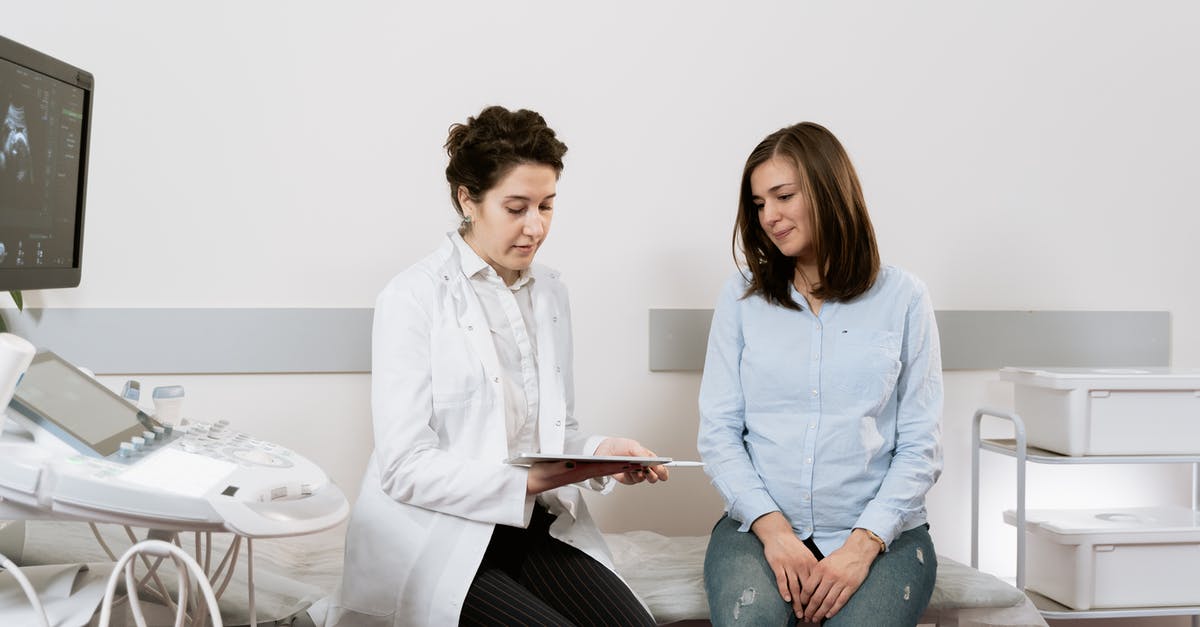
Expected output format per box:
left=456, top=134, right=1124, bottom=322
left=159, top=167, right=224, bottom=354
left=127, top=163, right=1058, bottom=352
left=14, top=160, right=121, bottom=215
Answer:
left=444, top=106, right=568, bottom=228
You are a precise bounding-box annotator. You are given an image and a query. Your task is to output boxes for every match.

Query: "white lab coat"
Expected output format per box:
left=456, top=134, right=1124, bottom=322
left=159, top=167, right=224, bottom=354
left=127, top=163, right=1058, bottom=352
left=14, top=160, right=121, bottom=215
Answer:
left=323, top=235, right=623, bottom=627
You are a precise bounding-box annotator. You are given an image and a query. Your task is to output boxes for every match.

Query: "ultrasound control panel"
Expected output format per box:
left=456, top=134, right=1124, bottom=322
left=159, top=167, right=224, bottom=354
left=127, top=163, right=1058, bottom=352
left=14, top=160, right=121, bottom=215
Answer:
left=176, top=420, right=295, bottom=470
left=0, top=351, right=348, bottom=537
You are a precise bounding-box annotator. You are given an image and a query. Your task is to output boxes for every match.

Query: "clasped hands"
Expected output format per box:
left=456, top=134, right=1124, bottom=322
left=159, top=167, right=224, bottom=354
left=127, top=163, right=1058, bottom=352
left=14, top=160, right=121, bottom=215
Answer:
left=752, top=512, right=880, bottom=623
left=525, top=437, right=669, bottom=495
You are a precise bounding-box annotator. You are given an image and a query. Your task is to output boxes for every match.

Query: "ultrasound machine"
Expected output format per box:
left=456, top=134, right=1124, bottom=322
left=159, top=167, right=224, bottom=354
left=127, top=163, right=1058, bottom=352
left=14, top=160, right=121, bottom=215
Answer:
left=0, top=33, right=348, bottom=626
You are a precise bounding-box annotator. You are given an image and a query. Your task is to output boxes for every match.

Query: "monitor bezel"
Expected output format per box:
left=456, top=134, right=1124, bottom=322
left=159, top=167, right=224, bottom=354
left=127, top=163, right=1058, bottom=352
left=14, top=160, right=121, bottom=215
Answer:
left=0, top=34, right=92, bottom=291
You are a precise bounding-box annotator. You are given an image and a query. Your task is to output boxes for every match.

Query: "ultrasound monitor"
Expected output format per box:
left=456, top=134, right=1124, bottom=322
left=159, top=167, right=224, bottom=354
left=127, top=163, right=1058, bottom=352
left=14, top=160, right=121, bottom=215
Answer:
left=0, top=34, right=92, bottom=291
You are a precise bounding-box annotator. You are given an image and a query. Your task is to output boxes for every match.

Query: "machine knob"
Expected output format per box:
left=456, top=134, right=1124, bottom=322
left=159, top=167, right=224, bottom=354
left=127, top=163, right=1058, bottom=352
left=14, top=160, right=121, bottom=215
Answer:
left=119, top=442, right=136, bottom=458
left=131, top=436, right=146, bottom=450
left=143, top=430, right=157, bottom=442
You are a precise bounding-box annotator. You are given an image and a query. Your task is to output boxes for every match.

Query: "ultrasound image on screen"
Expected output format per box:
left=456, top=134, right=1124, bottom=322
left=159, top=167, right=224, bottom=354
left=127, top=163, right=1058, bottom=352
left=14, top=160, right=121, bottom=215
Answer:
left=0, top=55, right=85, bottom=269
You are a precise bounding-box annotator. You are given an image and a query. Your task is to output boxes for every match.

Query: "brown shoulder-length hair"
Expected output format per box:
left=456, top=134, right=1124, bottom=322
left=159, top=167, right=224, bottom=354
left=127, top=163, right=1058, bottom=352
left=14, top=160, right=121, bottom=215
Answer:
left=734, top=122, right=879, bottom=311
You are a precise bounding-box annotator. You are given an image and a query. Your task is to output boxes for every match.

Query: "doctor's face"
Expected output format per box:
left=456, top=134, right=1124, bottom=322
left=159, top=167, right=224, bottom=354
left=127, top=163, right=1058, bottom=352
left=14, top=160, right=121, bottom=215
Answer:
left=460, top=163, right=557, bottom=285
left=751, top=156, right=813, bottom=261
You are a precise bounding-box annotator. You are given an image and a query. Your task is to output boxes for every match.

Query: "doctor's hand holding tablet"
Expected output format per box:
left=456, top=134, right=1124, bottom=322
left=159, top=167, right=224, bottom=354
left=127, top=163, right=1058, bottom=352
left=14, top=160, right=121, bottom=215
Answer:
left=514, top=437, right=674, bottom=494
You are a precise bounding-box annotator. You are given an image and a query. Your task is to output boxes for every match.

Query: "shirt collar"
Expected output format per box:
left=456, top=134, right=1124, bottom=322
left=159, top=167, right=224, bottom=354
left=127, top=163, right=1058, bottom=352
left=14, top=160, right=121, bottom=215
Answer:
left=448, top=231, right=533, bottom=291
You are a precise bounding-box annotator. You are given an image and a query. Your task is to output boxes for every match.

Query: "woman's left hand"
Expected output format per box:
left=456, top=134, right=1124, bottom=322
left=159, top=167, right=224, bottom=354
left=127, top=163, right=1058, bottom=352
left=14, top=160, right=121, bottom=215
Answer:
left=799, top=529, right=878, bottom=622
left=593, top=437, right=670, bottom=485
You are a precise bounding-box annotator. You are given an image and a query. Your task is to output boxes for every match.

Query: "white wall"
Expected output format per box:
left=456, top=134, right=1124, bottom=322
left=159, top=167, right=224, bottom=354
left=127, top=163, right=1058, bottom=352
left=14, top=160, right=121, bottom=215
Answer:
left=6, top=2, right=1200, bottom=623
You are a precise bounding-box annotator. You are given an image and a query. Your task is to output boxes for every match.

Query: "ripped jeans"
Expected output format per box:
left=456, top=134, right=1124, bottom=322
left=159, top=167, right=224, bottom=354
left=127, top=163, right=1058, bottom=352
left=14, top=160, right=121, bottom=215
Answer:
left=703, top=515, right=936, bottom=627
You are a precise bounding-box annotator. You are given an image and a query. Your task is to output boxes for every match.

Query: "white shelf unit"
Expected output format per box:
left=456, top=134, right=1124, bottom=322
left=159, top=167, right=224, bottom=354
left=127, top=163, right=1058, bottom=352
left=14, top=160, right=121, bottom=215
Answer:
left=971, top=407, right=1200, bottom=623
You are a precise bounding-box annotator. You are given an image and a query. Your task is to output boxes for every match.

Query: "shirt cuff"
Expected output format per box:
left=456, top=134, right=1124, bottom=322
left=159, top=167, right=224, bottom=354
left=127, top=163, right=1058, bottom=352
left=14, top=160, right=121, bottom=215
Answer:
left=730, top=487, right=780, bottom=532
left=853, top=506, right=900, bottom=549
left=521, top=494, right=537, bottom=527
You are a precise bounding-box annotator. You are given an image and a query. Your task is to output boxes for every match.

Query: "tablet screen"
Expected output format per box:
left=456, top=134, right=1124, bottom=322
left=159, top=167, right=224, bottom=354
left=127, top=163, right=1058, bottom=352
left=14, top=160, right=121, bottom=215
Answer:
left=12, top=352, right=154, bottom=456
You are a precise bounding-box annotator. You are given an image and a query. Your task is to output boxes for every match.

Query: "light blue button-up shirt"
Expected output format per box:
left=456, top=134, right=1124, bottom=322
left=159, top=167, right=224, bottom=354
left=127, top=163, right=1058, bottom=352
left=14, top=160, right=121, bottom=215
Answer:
left=698, top=265, right=943, bottom=556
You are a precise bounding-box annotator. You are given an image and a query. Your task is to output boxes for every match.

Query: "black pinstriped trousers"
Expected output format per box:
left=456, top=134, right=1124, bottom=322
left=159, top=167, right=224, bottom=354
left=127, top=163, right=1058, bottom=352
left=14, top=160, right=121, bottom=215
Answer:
left=459, top=504, right=656, bottom=627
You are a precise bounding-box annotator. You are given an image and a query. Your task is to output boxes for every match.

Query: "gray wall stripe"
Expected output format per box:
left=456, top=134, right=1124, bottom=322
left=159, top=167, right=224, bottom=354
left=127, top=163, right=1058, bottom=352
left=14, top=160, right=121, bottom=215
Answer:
left=2, top=308, right=1170, bottom=375
left=934, top=310, right=1169, bottom=370
left=649, top=309, right=1170, bottom=371
left=5, top=309, right=373, bottom=374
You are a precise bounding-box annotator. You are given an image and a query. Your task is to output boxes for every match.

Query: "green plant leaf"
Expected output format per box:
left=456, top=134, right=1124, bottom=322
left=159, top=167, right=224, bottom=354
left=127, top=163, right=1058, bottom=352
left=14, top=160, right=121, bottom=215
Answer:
left=11, top=290, right=23, bottom=312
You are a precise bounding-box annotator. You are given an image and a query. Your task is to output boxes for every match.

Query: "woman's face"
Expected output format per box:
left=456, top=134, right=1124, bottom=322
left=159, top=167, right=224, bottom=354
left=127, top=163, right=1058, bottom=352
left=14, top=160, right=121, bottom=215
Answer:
left=751, top=156, right=812, bottom=260
left=461, top=163, right=557, bottom=285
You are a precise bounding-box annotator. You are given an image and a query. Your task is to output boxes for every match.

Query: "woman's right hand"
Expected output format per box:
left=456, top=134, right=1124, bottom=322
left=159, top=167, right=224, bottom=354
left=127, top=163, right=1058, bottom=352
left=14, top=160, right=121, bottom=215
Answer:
left=525, top=460, right=633, bottom=495
left=751, top=511, right=818, bottom=617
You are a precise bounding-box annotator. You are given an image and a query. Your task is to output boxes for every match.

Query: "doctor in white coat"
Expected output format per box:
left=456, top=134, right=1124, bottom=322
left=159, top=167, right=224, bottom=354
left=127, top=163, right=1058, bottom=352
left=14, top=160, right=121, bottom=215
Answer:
left=326, top=106, right=667, bottom=627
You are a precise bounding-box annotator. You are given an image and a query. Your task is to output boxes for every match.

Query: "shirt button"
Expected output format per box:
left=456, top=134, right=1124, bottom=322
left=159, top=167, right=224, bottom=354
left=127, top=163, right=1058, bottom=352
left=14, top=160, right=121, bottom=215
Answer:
left=809, top=424, right=816, bottom=430
left=553, top=316, right=558, bottom=323
left=813, top=353, right=819, bottom=359
left=555, top=366, right=561, bottom=373
left=492, top=376, right=500, bottom=383
left=806, top=457, right=813, bottom=464
left=803, top=492, right=810, bottom=501
left=811, top=389, right=818, bottom=397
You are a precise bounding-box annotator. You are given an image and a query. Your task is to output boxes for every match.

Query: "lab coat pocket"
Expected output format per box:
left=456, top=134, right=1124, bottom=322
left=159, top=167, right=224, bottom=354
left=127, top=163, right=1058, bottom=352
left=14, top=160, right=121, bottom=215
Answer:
left=830, top=329, right=903, bottom=403
left=429, top=325, right=484, bottom=408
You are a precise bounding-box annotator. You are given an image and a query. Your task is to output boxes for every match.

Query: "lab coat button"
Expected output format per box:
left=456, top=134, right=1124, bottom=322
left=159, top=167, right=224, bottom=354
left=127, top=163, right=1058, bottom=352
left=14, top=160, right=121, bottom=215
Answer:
left=555, top=366, right=561, bottom=373
left=493, top=376, right=500, bottom=384
left=552, top=316, right=558, bottom=323
left=554, top=420, right=562, bottom=427
left=467, top=325, right=474, bottom=331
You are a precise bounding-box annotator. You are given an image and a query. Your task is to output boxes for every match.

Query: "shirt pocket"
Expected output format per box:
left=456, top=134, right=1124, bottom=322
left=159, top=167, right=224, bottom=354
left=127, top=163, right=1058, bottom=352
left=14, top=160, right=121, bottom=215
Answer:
left=429, top=325, right=484, bottom=408
left=829, top=329, right=903, bottom=406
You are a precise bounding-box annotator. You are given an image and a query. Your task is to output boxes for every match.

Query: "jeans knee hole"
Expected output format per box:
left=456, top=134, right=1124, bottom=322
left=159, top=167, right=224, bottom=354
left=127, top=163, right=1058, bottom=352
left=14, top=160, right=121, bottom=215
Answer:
left=732, top=587, right=757, bottom=620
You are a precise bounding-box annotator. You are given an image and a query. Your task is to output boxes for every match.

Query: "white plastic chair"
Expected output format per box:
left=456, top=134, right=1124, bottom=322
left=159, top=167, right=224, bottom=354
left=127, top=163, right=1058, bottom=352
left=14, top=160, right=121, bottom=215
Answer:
left=99, top=539, right=222, bottom=627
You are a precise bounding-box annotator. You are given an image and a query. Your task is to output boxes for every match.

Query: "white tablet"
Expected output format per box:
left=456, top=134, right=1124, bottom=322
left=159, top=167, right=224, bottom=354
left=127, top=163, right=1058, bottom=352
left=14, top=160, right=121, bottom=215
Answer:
left=505, top=453, right=673, bottom=466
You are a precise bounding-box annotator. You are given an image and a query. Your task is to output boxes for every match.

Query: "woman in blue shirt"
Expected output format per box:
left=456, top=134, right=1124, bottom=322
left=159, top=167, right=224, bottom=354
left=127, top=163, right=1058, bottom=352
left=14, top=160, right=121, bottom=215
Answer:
left=698, top=122, right=942, bottom=626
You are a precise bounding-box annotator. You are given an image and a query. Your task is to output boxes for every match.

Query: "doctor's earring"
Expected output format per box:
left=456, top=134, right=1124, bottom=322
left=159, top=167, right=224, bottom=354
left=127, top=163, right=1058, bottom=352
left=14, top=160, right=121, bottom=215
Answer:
left=461, top=214, right=472, bottom=227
